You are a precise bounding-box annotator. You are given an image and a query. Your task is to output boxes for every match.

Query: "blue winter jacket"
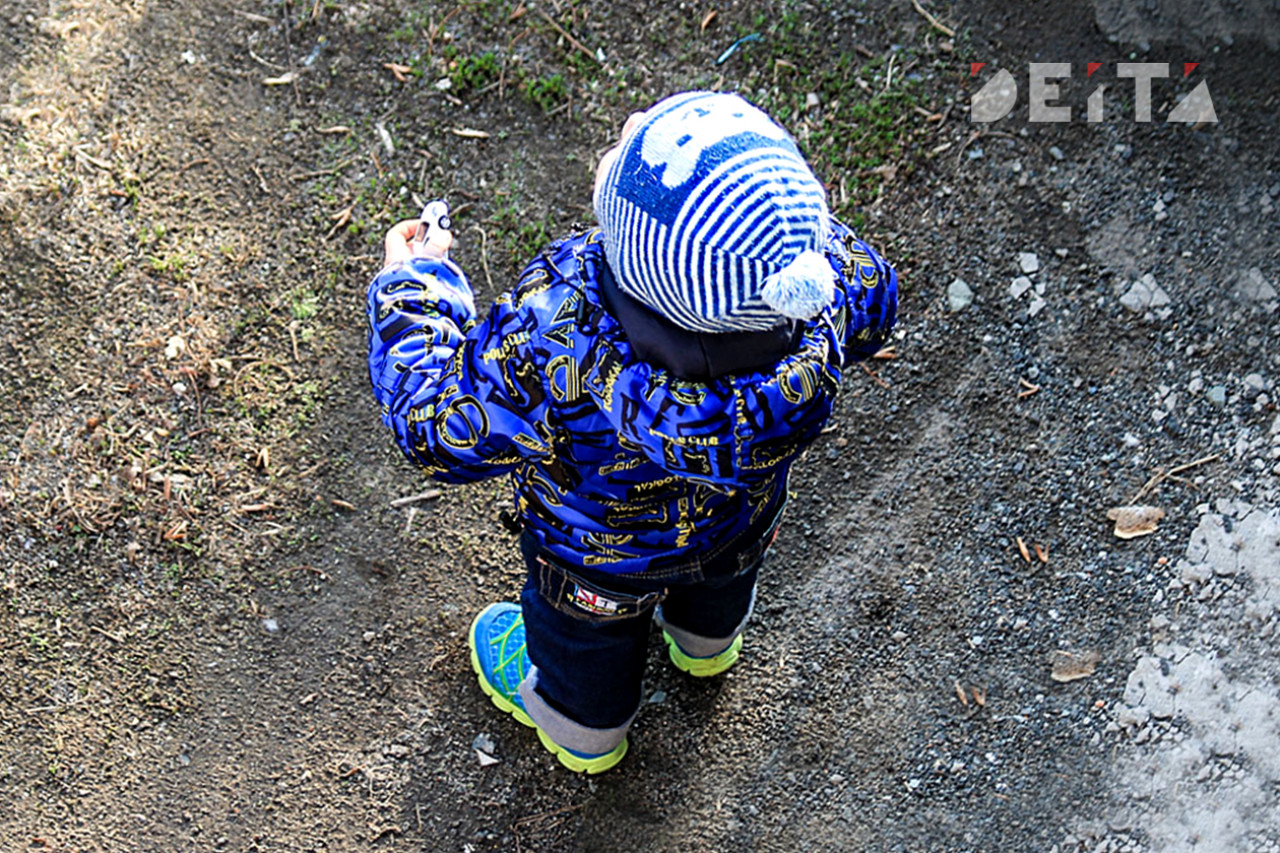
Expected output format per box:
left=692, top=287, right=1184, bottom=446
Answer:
left=366, top=222, right=897, bottom=574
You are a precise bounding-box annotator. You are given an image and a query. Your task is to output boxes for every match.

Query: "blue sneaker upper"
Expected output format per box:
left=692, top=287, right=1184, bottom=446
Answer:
left=470, top=602, right=530, bottom=711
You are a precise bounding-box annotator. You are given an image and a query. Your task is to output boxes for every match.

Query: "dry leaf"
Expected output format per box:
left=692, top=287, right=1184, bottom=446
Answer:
left=263, top=72, right=299, bottom=86
left=701, top=10, right=718, bottom=31
left=450, top=127, right=491, bottom=139
left=1106, top=505, right=1165, bottom=539
left=1034, top=543, right=1049, bottom=564
left=954, top=680, right=968, bottom=706
left=1016, top=536, right=1031, bottom=563
left=317, top=125, right=352, bottom=135
left=1050, top=649, right=1100, bottom=683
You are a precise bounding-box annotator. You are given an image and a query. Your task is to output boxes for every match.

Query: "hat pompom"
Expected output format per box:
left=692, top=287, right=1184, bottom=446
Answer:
left=760, top=251, right=835, bottom=320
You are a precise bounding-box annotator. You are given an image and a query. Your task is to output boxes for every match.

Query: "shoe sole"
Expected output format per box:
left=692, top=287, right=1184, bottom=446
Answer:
left=664, top=632, right=742, bottom=677
left=468, top=611, right=626, bottom=775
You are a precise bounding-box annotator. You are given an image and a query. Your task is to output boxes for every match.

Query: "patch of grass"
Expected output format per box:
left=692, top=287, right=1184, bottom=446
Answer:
left=742, top=34, right=929, bottom=220
left=289, top=286, right=319, bottom=321
left=490, top=196, right=555, bottom=268
left=523, top=73, right=568, bottom=113
left=148, top=252, right=190, bottom=282
left=449, top=51, right=500, bottom=94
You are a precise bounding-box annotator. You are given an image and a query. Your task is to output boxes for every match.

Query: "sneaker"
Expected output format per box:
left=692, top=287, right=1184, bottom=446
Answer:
left=663, top=631, right=743, bottom=677
left=468, top=602, right=627, bottom=774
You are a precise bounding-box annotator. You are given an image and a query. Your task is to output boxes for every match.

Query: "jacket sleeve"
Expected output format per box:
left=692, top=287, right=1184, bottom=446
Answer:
left=828, top=219, right=899, bottom=362
left=366, top=258, right=551, bottom=483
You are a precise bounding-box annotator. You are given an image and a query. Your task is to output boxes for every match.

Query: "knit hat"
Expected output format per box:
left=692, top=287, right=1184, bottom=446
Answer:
left=593, top=91, right=833, bottom=334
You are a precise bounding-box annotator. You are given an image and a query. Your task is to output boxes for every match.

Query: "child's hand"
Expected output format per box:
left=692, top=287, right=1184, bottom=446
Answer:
left=383, top=219, right=453, bottom=267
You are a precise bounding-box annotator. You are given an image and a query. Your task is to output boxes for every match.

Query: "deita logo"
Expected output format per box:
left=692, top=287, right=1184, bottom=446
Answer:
left=969, top=62, right=1217, bottom=125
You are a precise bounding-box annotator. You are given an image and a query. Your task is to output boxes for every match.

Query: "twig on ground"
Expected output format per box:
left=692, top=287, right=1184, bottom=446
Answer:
left=468, top=225, right=494, bottom=292
left=232, top=8, right=273, bottom=24
left=910, top=0, right=955, bottom=37
left=1126, top=454, right=1220, bottom=504
left=290, top=159, right=353, bottom=181
left=390, top=489, right=443, bottom=508
left=861, top=363, right=890, bottom=389
left=248, top=48, right=287, bottom=71
left=325, top=203, right=353, bottom=239
left=534, top=6, right=598, bottom=64
left=283, top=565, right=330, bottom=581
left=427, top=7, right=461, bottom=57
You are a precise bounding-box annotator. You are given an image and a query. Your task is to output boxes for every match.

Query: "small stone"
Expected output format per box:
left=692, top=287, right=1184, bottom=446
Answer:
left=434, top=77, right=452, bottom=91
left=967, top=146, right=984, bottom=160
left=362, top=630, right=377, bottom=643
left=1144, top=274, right=1170, bottom=307
left=473, top=733, right=497, bottom=753
left=648, top=690, right=667, bottom=704
left=1018, top=252, right=1040, bottom=274
left=805, top=92, right=821, bottom=108
left=1010, top=276, right=1033, bottom=299
left=947, top=278, right=973, bottom=312
left=1048, top=145, right=1065, bottom=161
left=262, top=618, right=279, bottom=633
left=1028, top=295, right=1047, bottom=317
left=1119, top=274, right=1169, bottom=312
left=1236, top=267, right=1276, bottom=302
left=1206, top=385, right=1228, bottom=406
left=1244, top=373, right=1265, bottom=391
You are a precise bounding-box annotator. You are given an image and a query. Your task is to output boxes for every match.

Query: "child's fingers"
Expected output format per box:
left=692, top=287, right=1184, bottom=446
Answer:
left=389, top=219, right=420, bottom=242
left=383, top=219, right=420, bottom=265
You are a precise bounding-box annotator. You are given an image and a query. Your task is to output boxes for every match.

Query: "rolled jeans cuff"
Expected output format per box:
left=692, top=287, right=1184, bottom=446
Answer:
left=518, top=666, right=635, bottom=755
left=655, top=585, right=756, bottom=658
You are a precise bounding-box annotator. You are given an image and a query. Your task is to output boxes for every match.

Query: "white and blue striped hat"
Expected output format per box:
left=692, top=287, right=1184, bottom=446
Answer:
left=593, top=91, right=833, bottom=333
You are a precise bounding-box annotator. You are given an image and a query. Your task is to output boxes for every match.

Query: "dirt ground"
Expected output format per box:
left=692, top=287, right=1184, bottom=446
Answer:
left=2, top=1, right=1278, bottom=851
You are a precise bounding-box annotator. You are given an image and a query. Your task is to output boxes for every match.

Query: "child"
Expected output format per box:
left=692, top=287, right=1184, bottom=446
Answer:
left=367, top=91, right=898, bottom=774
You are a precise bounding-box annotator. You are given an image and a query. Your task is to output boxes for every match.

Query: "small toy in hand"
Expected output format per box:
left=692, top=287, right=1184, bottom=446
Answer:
left=414, top=200, right=454, bottom=259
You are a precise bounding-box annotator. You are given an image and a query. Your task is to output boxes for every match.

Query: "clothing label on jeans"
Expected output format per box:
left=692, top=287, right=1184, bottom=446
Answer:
left=568, top=584, right=622, bottom=616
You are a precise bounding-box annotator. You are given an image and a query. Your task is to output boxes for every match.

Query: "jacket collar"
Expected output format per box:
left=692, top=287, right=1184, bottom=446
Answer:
left=597, top=261, right=802, bottom=382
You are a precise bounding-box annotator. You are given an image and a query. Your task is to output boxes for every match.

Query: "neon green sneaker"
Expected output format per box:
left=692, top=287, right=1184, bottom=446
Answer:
left=468, top=603, right=627, bottom=774
left=663, top=631, right=743, bottom=677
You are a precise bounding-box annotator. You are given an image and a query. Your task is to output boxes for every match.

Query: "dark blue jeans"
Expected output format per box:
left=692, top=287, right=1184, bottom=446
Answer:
left=518, top=523, right=777, bottom=731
